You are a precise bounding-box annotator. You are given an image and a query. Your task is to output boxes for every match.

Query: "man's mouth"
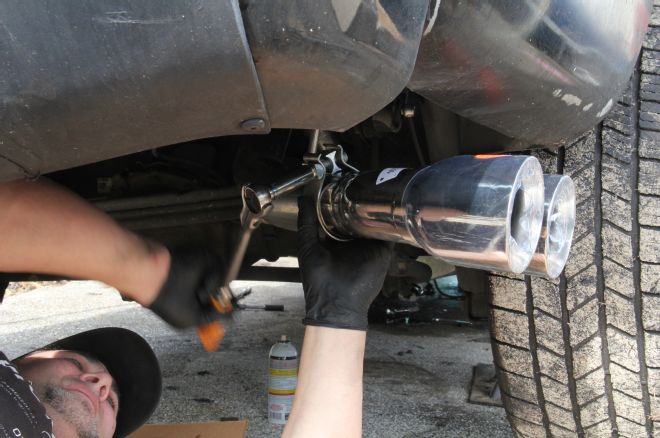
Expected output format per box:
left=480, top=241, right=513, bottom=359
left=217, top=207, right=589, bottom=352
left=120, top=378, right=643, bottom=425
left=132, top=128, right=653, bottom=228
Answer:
left=69, top=387, right=99, bottom=416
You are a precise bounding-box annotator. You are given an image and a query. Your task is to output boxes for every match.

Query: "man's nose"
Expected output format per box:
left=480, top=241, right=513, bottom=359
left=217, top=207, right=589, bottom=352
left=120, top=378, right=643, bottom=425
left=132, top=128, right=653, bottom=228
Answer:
left=81, top=371, right=113, bottom=400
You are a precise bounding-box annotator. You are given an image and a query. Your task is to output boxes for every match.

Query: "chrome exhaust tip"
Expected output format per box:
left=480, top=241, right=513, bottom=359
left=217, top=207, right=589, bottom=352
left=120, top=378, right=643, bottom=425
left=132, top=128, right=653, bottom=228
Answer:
left=523, top=175, right=576, bottom=279
left=401, top=155, right=545, bottom=273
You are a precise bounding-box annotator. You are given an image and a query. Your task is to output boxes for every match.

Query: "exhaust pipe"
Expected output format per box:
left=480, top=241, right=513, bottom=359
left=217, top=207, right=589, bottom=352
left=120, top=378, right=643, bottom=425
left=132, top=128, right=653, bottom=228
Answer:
left=317, top=155, right=545, bottom=273
left=266, top=155, right=577, bottom=275
left=523, top=175, right=576, bottom=279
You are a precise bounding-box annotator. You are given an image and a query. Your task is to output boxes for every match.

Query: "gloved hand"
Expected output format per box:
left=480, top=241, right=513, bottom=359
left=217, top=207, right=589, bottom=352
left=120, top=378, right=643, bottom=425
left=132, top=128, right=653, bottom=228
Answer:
left=148, top=247, right=224, bottom=328
left=297, top=197, right=393, bottom=330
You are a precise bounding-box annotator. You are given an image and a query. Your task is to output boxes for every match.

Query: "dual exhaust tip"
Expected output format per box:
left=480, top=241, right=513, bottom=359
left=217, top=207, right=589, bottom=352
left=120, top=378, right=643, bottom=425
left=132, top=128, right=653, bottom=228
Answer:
left=317, top=155, right=575, bottom=279
left=524, top=174, right=575, bottom=278
left=267, top=154, right=576, bottom=278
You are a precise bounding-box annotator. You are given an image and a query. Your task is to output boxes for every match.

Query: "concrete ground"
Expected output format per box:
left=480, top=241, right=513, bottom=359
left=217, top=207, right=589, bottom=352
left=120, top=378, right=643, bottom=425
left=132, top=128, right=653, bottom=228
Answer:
left=0, top=280, right=512, bottom=437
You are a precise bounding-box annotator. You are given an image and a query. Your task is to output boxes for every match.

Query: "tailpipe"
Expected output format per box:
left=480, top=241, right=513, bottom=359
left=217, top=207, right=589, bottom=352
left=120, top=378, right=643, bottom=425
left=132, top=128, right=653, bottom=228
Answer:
left=318, top=155, right=546, bottom=274
left=523, top=175, right=576, bottom=279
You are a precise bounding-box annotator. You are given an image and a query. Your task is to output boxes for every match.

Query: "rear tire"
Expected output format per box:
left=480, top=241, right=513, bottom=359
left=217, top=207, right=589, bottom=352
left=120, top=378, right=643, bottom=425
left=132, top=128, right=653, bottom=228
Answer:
left=488, top=26, right=660, bottom=438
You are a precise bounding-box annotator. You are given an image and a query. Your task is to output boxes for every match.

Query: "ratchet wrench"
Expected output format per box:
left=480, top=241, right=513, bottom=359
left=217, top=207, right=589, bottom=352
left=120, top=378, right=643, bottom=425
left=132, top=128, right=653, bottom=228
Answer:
left=197, top=162, right=326, bottom=351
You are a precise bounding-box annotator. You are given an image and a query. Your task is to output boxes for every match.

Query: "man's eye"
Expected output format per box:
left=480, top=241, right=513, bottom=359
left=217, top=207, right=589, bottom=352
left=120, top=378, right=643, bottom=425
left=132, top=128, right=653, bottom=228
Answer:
left=108, top=397, right=116, bottom=411
left=67, top=358, right=84, bottom=370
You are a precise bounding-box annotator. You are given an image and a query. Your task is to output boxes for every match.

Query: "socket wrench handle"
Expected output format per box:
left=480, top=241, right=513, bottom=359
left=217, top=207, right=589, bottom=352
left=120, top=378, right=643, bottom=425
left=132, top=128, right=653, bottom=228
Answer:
left=229, top=162, right=326, bottom=285
left=242, top=163, right=326, bottom=217
left=197, top=163, right=326, bottom=352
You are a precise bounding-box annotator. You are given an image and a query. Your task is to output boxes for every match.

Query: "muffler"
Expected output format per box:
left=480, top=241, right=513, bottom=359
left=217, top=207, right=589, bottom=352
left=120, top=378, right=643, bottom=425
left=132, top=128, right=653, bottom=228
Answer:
left=316, top=155, right=545, bottom=273
left=523, top=175, right=576, bottom=279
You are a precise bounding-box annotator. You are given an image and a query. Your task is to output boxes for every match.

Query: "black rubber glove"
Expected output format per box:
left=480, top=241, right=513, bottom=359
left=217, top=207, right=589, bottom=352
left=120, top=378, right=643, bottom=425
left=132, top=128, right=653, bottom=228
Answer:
left=148, top=247, right=224, bottom=328
left=297, top=197, right=393, bottom=330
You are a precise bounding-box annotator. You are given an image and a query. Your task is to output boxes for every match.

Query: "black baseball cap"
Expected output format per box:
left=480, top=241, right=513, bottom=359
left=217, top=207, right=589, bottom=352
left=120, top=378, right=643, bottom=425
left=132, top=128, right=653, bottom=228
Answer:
left=16, top=327, right=162, bottom=438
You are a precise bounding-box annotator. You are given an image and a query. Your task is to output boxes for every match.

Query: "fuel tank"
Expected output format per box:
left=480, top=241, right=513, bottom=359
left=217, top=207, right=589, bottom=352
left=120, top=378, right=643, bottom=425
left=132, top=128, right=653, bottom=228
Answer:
left=409, top=0, right=653, bottom=145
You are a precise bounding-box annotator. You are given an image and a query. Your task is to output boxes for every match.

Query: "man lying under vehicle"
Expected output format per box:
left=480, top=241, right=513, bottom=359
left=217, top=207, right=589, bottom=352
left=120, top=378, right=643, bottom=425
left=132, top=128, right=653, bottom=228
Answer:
left=3, top=327, right=160, bottom=438
left=0, top=179, right=392, bottom=438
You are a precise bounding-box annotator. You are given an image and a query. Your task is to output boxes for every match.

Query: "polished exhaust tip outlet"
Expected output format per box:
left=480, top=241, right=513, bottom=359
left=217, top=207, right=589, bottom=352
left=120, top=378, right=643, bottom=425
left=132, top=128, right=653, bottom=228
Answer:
left=318, top=155, right=546, bottom=274
left=400, top=155, right=545, bottom=273
left=524, top=175, right=576, bottom=278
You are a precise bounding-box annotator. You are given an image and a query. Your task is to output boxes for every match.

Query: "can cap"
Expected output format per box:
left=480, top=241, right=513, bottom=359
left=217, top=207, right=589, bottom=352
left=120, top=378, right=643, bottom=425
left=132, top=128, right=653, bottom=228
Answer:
left=280, top=335, right=289, bottom=342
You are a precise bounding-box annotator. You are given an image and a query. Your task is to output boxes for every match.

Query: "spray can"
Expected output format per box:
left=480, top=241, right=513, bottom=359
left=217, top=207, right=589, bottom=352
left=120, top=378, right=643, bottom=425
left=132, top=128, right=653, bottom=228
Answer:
left=268, top=335, right=298, bottom=424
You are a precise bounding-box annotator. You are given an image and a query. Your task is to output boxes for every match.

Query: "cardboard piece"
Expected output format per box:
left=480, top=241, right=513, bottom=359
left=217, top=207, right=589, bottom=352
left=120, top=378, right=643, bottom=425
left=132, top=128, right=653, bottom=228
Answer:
left=127, top=420, right=248, bottom=438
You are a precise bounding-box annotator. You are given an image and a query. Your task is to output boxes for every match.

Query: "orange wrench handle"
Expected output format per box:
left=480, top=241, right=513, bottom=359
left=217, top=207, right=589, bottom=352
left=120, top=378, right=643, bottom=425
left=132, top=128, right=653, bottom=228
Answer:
left=197, top=321, right=225, bottom=352
left=196, top=292, right=233, bottom=352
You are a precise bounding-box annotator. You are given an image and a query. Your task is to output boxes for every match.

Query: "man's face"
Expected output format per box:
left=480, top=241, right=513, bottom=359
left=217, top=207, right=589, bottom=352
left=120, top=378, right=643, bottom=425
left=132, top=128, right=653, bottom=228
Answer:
left=14, top=350, right=119, bottom=438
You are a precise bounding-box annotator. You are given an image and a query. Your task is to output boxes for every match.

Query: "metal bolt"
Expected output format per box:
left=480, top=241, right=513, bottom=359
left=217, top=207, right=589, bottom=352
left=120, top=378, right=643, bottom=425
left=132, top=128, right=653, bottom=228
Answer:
left=401, top=105, right=416, bottom=118
left=240, top=118, right=267, bottom=132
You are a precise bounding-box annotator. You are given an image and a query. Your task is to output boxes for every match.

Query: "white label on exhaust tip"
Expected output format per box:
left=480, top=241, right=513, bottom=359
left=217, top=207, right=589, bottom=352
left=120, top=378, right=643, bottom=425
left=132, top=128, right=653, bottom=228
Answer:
left=376, top=168, right=405, bottom=185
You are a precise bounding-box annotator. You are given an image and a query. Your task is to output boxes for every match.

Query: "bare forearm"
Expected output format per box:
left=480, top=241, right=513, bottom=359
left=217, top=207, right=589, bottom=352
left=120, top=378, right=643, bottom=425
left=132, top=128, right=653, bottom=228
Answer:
left=0, top=179, right=168, bottom=304
left=282, top=326, right=366, bottom=438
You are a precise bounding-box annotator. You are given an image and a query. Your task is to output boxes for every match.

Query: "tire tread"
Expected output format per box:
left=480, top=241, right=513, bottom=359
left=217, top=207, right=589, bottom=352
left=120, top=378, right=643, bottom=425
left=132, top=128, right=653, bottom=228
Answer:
left=489, top=23, right=660, bottom=437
